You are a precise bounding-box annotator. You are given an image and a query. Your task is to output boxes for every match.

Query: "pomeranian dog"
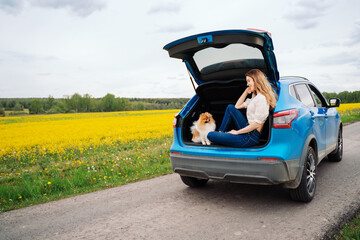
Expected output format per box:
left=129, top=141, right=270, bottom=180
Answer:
left=191, top=112, right=216, bottom=145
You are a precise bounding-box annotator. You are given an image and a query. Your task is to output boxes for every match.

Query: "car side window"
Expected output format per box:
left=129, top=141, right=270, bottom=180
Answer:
left=294, top=84, right=315, bottom=107
left=310, top=89, right=323, bottom=107
left=309, top=85, right=326, bottom=108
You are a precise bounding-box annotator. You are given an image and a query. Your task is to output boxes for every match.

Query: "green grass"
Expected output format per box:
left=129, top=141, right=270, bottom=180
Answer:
left=0, top=136, right=173, bottom=212
left=340, top=109, right=360, bottom=124
left=333, top=213, right=360, bottom=240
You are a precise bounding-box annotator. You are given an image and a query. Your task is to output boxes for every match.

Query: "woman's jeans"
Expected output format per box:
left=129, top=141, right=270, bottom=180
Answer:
left=207, top=105, right=261, bottom=148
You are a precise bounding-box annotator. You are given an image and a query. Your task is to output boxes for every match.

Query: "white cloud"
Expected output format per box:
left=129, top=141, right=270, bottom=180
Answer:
left=29, top=0, right=106, bottom=17
left=0, top=0, right=24, bottom=15
left=147, top=2, right=181, bottom=15
left=0, top=0, right=106, bottom=17
left=284, top=0, right=332, bottom=29
left=318, top=52, right=359, bottom=66
left=346, top=19, right=360, bottom=45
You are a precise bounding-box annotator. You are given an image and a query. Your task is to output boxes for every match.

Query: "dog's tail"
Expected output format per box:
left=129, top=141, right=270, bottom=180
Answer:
left=190, top=121, right=197, bottom=134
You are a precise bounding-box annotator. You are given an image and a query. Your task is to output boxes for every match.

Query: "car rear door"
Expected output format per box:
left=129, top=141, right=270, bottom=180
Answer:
left=163, top=30, right=279, bottom=87
left=293, top=83, right=327, bottom=160
left=308, top=85, right=339, bottom=154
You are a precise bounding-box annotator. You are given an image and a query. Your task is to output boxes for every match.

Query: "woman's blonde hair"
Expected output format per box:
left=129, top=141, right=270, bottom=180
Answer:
left=245, top=69, right=277, bottom=110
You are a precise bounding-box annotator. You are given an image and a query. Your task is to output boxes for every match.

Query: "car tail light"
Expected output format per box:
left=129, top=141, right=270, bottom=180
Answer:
left=173, top=113, right=179, bottom=128
left=273, top=109, right=299, bottom=129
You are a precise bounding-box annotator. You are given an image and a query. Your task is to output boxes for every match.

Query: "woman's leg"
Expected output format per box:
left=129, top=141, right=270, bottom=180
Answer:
left=207, top=130, right=259, bottom=148
left=218, top=105, right=248, bottom=132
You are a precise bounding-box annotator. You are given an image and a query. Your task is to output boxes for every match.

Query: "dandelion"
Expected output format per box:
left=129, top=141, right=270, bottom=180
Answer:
left=47, top=182, right=51, bottom=185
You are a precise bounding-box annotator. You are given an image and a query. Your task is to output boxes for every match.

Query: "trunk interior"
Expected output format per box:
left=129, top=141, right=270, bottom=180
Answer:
left=181, top=79, right=272, bottom=148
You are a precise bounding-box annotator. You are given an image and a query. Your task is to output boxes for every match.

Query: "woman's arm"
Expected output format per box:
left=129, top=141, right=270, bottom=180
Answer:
left=235, top=88, right=251, bottom=109
left=227, top=121, right=261, bottom=135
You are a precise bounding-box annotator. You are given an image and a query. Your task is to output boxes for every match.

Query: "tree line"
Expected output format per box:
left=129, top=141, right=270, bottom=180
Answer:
left=1, top=90, right=360, bottom=117
left=0, top=93, right=190, bottom=116
left=322, top=91, right=360, bottom=104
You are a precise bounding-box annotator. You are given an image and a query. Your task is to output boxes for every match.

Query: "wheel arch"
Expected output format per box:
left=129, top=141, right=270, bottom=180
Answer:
left=283, top=134, right=316, bottom=189
left=309, top=138, right=318, bottom=165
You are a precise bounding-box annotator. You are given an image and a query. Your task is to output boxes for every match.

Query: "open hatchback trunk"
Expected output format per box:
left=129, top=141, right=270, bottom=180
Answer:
left=164, top=29, right=279, bottom=147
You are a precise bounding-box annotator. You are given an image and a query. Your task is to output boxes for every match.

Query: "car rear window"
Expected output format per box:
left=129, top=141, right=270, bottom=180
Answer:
left=193, top=43, right=266, bottom=77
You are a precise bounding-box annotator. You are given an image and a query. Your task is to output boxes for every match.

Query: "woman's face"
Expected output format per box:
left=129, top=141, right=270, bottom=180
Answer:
left=246, top=76, right=256, bottom=93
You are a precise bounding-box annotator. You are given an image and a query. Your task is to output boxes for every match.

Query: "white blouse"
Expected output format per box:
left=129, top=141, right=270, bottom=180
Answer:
left=243, top=93, right=269, bottom=124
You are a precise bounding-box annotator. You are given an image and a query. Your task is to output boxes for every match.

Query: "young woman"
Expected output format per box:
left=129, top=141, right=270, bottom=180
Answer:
left=207, top=69, right=277, bottom=148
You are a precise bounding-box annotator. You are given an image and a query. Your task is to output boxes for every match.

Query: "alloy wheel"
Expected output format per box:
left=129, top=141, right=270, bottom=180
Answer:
left=306, top=153, right=316, bottom=195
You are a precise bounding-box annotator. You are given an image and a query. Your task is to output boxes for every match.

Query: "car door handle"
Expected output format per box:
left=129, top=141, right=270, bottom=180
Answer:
left=310, top=111, right=315, bottom=120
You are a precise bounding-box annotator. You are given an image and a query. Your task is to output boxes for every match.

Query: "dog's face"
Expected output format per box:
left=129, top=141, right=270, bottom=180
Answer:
left=198, top=112, right=214, bottom=125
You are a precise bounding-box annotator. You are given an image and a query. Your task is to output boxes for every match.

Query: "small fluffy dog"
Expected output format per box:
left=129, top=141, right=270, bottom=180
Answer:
left=191, top=112, right=216, bottom=145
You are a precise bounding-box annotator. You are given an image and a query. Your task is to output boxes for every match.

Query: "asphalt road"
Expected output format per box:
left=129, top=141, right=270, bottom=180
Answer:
left=1, top=122, right=360, bottom=240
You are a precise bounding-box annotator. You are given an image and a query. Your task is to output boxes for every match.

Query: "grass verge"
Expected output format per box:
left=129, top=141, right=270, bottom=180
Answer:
left=0, top=136, right=173, bottom=212
left=331, top=109, right=360, bottom=239
left=339, top=108, right=360, bottom=124
left=332, top=212, right=360, bottom=240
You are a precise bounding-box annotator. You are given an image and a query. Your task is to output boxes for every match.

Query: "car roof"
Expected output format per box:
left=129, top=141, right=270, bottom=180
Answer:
left=279, top=76, right=310, bottom=85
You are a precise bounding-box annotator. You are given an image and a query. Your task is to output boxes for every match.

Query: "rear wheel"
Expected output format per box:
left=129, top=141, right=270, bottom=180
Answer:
left=180, top=176, right=208, bottom=188
left=290, top=146, right=317, bottom=202
left=328, top=128, right=343, bottom=162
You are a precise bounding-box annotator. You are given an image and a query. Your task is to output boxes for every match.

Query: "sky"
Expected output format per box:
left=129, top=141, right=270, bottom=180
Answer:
left=0, top=0, right=359, bottom=99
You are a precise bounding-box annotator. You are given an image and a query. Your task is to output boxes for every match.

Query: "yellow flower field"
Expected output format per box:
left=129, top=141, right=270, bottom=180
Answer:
left=1, top=103, right=358, bottom=161
left=336, top=103, right=360, bottom=113
left=0, top=110, right=179, bottom=160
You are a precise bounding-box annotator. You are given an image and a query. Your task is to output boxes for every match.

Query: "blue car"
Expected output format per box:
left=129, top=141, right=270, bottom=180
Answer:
left=163, top=29, right=343, bottom=202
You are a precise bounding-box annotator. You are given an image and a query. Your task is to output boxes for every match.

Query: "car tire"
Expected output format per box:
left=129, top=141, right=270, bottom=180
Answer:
left=328, top=128, right=343, bottom=162
left=180, top=176, right=208, bottom=188
left=290, top=146, right=317, bottom=202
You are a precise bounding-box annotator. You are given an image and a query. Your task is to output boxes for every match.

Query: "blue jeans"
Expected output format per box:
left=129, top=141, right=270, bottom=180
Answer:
left=207, top=105, right=261, bottom=148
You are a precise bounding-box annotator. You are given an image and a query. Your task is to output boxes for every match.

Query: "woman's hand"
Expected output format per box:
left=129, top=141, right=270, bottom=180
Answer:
left=246, top=87, right=253, bottom=94
left=227, top=129, right=239, bottom=135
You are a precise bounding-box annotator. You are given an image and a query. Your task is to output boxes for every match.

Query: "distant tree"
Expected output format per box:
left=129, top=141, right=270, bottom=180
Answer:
left=81, top=94, right=92, bottom=112
left=14, top=102, right=24, bottom=111
left=0, top=103, right=5, bottom=117
left=116, top=97, right=129, bottom=111
left=44, top=95, right=55, bottom=111
left=90, top=98, right=101, bottom=112
left=135, top=102, right=145, bottom=110
left=29, top=99, right=44, bottom=114
left=5, top=100, right=16, bottom=110
left=101, top=94, right=116, bottom=112
left=70, top=93, right=82, bottom=113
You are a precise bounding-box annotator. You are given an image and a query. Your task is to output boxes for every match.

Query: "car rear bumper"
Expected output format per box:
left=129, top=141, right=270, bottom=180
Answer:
left=170, top=153, right=300, bottom=185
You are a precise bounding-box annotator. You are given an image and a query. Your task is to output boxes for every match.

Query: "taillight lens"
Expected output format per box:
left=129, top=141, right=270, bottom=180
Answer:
left=273, top=109, right=299, bottom=129
left=173, top=113, right=179, bottom=128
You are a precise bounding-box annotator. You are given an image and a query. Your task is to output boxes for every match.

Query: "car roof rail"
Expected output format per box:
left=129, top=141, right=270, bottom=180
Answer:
left=280, top=76, right=309, bottom=81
